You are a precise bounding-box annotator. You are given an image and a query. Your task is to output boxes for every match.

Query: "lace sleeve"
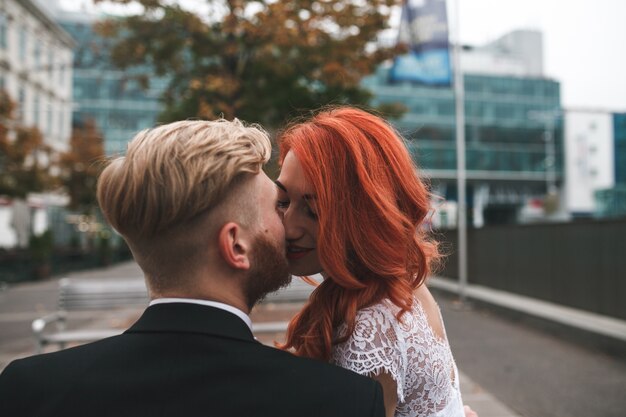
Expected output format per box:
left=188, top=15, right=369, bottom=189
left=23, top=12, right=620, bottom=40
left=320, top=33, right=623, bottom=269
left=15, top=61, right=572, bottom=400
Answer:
left=332, top=304, right=406, bottom=403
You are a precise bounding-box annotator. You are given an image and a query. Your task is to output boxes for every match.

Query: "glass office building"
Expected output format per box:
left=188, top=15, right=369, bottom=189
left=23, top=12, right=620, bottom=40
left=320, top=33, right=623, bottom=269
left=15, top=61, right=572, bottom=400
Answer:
left=596, top=113, right=626, bottom=218
left=58, top=18, right=166, bottom=155
left=363, top=65, right=563, bottom=224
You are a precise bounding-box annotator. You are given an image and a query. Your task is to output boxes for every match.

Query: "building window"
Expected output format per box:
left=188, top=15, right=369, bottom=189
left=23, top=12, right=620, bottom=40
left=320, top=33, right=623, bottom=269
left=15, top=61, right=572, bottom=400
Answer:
left=59, top=61, right=65, bottom=86
left=436, top=101, right=454, bottom=116
left=465, top=78, right=483, bottom=93
left=19, top=25, right=28, bottom=62
left=18, top=86, right=25, bottom=122
left=33, top=93, right=40, bottom=127
left=495, top=104, right=515, bottom=119
left=0, top=12, right=7, bottom=49
left=491, top=78, right=509, bottom=95
left=543, top=82, right=558, bottom=98
left=522, top=80, right=536, bottom=96
left=48, top=49, right=54, bottom=79
left=59, top=107, right=65, bottom=138
left=48, top=103, right=54, bottom=136
left=34, top=40, right=42, bottom=70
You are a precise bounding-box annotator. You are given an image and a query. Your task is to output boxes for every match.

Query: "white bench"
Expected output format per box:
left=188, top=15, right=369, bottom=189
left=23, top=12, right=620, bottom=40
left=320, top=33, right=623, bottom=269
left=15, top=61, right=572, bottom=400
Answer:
left=32, top=278, right=149, bottom=354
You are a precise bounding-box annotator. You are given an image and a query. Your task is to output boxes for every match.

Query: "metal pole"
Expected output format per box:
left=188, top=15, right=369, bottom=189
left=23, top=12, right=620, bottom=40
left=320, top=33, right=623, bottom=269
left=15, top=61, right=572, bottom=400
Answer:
left=545, top=117, right=557, bottom=194
left=452, top=0, right=468, bottom=303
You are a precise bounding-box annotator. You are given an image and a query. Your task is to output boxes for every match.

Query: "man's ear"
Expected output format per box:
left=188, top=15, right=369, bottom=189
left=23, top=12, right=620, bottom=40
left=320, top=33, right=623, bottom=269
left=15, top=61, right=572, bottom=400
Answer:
left=217, top=222, right=251, bottom=270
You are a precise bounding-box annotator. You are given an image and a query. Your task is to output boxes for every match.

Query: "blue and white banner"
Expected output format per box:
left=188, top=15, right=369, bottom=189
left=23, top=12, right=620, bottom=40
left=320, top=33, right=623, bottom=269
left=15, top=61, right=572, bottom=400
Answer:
left=390, top=0, right=452, bottom=86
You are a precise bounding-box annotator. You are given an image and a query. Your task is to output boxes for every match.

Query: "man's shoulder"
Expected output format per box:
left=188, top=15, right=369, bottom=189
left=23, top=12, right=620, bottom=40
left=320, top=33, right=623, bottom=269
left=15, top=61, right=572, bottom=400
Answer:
left=253, top=342, right=374, bottom=383
left=250, top=343, right=384, bottom=415
left=0, top=346, right=86, bottom=411
left=0, top=337, right=385, bottom=417
left=1, top=334, right=122, bottom=380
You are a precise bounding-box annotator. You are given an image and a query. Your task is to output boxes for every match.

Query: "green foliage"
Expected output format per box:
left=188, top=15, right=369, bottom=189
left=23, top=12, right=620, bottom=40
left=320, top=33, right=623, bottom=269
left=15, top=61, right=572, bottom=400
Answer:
left=95, top=0, right=406, bottom=128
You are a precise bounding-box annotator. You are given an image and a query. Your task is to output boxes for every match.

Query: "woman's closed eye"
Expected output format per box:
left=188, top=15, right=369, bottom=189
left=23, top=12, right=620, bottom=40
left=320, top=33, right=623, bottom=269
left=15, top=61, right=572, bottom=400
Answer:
left=276, top=198, right=317, bottom=220
left=276, top=199, right=290, bottom=211
left=304, top=203, right=317, bottom=220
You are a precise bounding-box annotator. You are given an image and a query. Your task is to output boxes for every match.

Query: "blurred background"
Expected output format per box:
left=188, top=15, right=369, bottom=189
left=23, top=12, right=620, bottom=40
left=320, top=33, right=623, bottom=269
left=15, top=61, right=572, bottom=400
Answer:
left=0, top=1, right=624, bottom=416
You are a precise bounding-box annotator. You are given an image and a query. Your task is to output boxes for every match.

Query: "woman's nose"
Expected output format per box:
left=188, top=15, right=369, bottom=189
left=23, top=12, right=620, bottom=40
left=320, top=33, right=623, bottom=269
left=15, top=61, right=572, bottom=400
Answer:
left=282, top=207, right=303, bottom=240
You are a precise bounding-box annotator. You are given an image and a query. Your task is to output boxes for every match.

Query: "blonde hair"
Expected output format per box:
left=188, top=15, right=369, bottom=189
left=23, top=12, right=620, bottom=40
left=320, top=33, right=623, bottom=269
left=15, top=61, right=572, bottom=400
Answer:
left=97, top=119, right=271, bottom=291
left=97, top=119, right=271, bottom=240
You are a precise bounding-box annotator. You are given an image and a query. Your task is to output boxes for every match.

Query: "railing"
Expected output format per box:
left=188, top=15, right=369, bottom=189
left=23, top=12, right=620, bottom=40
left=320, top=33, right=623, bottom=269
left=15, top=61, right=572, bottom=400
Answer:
left=435, top=219, right=626, bottom=320
left=0, top=245, right=133, bottom=283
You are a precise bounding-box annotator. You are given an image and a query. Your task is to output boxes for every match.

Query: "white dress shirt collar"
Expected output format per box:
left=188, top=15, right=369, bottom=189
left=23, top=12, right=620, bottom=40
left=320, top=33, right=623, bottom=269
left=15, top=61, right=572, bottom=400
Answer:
left=149, top=298, right=252, bottom=331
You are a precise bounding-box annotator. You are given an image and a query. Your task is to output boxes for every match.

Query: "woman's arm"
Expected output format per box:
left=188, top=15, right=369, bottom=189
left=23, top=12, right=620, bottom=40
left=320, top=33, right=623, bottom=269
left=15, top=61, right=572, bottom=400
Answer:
left=371, top=372, right=398, bottom=417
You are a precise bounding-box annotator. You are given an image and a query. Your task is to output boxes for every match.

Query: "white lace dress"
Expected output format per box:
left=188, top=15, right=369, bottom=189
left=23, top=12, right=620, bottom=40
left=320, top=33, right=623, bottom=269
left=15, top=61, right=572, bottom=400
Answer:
left=331, top=298, right=465, bottom=417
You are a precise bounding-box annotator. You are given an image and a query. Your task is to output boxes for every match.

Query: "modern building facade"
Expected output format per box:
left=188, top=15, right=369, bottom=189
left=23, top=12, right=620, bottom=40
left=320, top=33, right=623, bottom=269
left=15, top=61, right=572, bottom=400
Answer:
left=37, top=0, right=166, bottom=156
left=563, top=109, right=615, bottom=217
left=55, top=11, right=166, bottom=155
left=0, top=0, right=74, bottom=151
left=594, top=112, right=626, bottom=218
left=364, top=29, right=564, bottom=226
left=0, top=0, right=74, bottom=247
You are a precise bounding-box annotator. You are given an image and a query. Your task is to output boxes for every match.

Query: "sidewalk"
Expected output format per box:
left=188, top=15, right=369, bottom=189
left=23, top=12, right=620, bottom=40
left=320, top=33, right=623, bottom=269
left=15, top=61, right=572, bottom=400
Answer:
left=0, top=261, right=522, bottom=417
left=429, top=276, right=626, bottom=344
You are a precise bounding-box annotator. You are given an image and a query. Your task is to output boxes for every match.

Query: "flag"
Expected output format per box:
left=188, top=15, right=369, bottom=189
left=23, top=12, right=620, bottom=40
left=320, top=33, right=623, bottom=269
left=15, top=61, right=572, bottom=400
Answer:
left=390, top=0, right=452, bottom=86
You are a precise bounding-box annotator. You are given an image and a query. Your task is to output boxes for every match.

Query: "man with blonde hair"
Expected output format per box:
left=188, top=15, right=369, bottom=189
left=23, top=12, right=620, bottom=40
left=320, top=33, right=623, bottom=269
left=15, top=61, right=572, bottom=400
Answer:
left=0, top=119, right=384, bottom=417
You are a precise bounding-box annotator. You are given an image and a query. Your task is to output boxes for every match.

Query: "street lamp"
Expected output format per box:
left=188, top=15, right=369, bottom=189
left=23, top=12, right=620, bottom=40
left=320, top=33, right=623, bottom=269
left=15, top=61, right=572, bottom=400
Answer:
left=451, top=0, right=468, bottom=304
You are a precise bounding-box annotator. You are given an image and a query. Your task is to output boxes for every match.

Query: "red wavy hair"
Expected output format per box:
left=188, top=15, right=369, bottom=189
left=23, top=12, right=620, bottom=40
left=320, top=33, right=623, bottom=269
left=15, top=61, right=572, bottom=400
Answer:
left=277, top=106, right=439, bottom=361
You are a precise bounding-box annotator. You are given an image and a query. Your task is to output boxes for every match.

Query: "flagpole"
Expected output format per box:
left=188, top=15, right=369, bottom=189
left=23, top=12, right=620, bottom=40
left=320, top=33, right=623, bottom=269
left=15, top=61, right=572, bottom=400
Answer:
left=451, top=0, right=468, bottom=303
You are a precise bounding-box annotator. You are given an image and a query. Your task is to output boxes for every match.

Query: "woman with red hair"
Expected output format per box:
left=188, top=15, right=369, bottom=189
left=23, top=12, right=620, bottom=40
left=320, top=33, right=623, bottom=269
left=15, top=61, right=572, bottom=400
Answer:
left=275, top=107, right=467, bottom=417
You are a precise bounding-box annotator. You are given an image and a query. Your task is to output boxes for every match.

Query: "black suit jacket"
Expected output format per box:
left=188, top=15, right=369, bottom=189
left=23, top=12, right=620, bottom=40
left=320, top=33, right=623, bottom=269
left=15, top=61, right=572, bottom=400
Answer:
left=0, top=303, right=384, bottom=417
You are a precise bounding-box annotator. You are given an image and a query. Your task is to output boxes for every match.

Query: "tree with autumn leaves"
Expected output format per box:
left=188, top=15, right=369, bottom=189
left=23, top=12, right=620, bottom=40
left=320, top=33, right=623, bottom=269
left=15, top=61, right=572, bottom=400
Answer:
left=0, top=89, right=105, bottom=214
left=0, top=90, right=106, bottom=273
left=95, top=0, right=406, bottom=127
left=0, top=91, right=56, bottom=199
left=58, top=118, right=106, bottom=213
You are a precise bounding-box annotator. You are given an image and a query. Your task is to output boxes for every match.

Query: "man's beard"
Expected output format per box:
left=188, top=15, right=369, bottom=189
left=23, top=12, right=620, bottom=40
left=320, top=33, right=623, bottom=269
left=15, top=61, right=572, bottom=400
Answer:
left=243, top=234, right=292, bottom=309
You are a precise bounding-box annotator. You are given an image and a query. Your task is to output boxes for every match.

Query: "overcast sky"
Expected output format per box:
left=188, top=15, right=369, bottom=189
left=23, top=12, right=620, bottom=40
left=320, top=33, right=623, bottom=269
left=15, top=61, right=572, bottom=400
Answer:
left=58, top=0, right=626, bottom=112
left=454, top=0, right=626, bottom=111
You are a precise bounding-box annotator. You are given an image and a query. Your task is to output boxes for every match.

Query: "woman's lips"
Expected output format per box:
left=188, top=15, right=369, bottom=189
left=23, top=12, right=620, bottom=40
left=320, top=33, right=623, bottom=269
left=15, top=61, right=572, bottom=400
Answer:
left=286, top=246, right=314, bottom=261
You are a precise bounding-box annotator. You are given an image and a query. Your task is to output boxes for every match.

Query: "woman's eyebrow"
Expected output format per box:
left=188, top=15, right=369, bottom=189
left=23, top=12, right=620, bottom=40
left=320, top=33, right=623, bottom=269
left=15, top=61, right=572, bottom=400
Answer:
left=275, top=180, right=315, bottom=200
left=274, top=180, right=287, bottom=192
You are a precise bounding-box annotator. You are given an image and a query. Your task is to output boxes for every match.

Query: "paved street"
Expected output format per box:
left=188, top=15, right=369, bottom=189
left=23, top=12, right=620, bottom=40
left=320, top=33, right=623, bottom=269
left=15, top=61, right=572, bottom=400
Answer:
left=0, top=262, right=146, bottom=363
left=1, top=261, right=625, bottom=417
left=436, top=291, right=626, bottom=417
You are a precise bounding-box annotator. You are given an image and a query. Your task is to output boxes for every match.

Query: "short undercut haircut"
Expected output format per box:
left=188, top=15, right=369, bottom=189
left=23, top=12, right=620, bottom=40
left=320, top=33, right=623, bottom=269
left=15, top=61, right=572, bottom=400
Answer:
left=97, top=119, right=271, bottom=241
left=96, top=119, right=271, bottom=290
